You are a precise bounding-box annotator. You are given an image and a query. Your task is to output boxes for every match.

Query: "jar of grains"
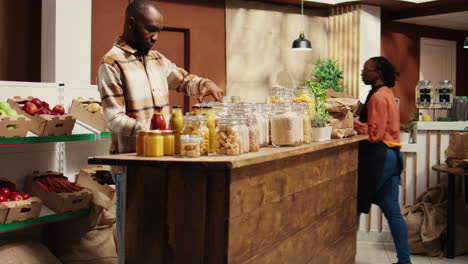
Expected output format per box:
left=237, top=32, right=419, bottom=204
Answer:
left=216, top=116, right=241, bottom=156
left=270, top=103, right=303, bottom=146
left=253, top=104, right=269, bottom=146
left=236, top=115, right=250, bottom=154
left=180, top=135, right=202, bottom=158
left=181, top=115, right=209, bottom=156
left=247, top=114, right=259, bottom=152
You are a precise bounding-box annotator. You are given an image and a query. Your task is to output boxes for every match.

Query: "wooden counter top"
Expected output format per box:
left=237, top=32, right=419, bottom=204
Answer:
left=89, top=135, right=367, bottom=168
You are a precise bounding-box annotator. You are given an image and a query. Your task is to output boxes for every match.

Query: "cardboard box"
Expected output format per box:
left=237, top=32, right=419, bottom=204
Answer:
left=25, top=171, right=92, bottom=213
left=8, top=96, right=76, bottom=136
left=77, top=166, right=115, bottom=203
left=0, top=115, right=31, bottom=137
left=69, top=97, right=108, bottom=132
left=0, top=197, right=43, bottom=224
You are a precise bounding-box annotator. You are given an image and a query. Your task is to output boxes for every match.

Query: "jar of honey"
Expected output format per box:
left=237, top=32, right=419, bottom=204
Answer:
left=136, top=130, right=150, bottom=156
left=145, top=130, right=164, bottom=157
left=161, top=130, right=175, bottom=156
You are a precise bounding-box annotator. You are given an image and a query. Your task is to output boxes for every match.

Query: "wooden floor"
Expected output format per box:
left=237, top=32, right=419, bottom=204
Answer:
left=356, top=241, right=468, bottom=264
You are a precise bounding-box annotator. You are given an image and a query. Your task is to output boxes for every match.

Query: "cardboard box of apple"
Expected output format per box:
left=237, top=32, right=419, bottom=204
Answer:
left=69, top=97, right=108, bottom=132
left=0, top=101, right=31, bottom=137
left=8, top=96, right=76, bottom=137
left=0, top=179, right=43, bottom=224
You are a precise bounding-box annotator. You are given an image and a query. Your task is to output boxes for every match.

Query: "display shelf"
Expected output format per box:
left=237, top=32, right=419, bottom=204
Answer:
left=0, top=133, right=96, bottom=145
left=0, top=206, right=89, bottom=234
left=100, top=131, right=111, bottom=139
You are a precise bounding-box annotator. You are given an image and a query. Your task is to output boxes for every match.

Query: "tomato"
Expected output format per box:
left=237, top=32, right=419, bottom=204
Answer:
left=0, top=187, right=11, bottom=198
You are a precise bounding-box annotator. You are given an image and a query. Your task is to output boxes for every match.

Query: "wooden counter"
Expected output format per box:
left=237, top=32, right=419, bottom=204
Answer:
left=89, top=135, right=367, bottom=264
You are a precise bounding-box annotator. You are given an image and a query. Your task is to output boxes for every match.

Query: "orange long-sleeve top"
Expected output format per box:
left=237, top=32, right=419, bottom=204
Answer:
left=353, top=86, right=401, bottom=148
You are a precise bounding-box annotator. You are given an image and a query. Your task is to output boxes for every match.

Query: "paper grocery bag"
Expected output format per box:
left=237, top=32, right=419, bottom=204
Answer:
left=446, top=131, right=468, bottom=167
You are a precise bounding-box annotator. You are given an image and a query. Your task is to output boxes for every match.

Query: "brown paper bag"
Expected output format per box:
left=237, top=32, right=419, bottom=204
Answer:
left=330, top=111, right=355, bottom=139
left=445, top=131, right=468, bottom=167
left=325, top=98, right=360, bottom=113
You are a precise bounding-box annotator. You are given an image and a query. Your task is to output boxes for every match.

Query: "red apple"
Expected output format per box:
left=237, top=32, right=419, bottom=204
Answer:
left=52, top=104, right=65, bottom=115
left=0, top=195, right=7, bottom=202
left=0, top=187, right=11, bottom=198
left=21, top=193, right=31, bottom=200
left=37, top=108, right=51, bottom=115
left=51, top=111, right=61, bottom=116
left=30, top=98, right=43, bottom=108
left=24, top=102, right=38, bottom=116
left=10, top=193, right=23, bottom=201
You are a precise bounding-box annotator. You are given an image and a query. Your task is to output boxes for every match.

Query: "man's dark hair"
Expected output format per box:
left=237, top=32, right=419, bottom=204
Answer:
left=125, top=0, right=160, bottom=21
left=370, top=56, right=399, bottom=88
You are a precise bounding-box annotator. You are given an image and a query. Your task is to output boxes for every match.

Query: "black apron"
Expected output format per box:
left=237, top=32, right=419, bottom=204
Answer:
left=357, top=85, right=388, bottom=214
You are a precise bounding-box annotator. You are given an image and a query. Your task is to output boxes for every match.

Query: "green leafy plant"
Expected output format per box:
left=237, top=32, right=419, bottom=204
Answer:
left=311, top=58, right=344, bottom=92
left=310, top=112, right=330, bottom=128
left=305, top=80, right=330, bottom=127
left=400, top=112, right=418, bottom=133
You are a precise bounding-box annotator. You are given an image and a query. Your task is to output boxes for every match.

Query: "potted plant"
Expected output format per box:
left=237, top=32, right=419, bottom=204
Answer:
left=400, top=112, right=418, bottom=144
left=311, top=58, right=344, bottom=92
left=306, top=80, right=332, bottom=141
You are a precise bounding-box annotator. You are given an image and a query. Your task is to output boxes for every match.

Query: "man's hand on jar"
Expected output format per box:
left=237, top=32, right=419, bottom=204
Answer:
left=198, top=81, right=225, bottom=102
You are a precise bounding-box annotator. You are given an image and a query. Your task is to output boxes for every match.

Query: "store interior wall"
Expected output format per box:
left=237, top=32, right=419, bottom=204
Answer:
left=226, top=0, right=328, bottom=103
left=0, top=0, right=41, bottom=82
left=381, top=20, right=468, bottom=123
left=91, top=0, right=226, bottom=101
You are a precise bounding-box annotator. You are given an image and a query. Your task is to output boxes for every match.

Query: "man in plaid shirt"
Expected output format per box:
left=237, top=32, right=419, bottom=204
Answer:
left=97, top=0, right=224, bottom=154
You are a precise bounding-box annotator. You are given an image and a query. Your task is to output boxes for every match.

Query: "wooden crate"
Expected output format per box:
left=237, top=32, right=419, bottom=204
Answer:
left=0, top=116, right=30, bottom=137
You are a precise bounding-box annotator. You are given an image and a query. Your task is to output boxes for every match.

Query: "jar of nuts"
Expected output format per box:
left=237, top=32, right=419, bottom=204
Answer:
left=216, top=116, right=241, bottom=156
left=180, top=135, right=203, bottom=158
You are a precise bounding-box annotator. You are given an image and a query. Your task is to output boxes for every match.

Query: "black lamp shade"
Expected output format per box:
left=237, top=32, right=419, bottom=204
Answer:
left=464, top=36, right=468, bottom=49
left=292, top=32, right=312, bottom=50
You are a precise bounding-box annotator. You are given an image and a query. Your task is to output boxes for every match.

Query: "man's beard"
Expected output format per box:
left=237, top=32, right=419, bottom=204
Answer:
left=133, top=27, right=150, bottom=56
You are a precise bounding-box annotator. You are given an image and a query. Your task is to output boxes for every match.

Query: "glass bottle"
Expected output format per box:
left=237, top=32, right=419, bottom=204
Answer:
left=150, top=105, right=167, bottom=130
left=216, top=116, right=241, bottom=156
left=435, top=80, right=453, bottom=109
left=161, top=130, right=175, bottom=156
left=415, top=80, right=433, bottom=109
left=180, top=135, right=202, bottom=158
left=136, top=130, right=150, bottom=156
left=169, top=106, right=184, bottom=155
left=293, top=87, right=315, bottom=116
left=270, top=103, right=302, bottom=146
left=145, top=130, right=164, bottom=157
left=202, top=106, right=216, bottom=153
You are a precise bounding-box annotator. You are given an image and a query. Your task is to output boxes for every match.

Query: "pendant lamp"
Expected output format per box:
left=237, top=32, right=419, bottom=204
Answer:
left=291, top=0, right=312, bottom=50
left=464, top=36, right=468, bottom=49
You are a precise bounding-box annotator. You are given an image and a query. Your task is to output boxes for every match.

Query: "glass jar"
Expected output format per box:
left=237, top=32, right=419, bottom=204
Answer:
left=202, top=106, right=216, bottom=153
left=293, top=87, right=315, bottom=116
left=136, top=130, right=150, bottom=156
left=223, top=96, right=241, bottom=104
left=169, top=106, right=184, bottom=155
left=237, top=116, right=250, bottom=153
left=247, top=114, right=260, bottom=152
left=192, top=105, right=203, bottom=116
left=270, top=104, right=303, bottom=146
left=253, top=104, right=269, bottom=146
left=269, top=87, right=285, bottom=103
left=416, top=80, right=433, bottom=108
left=145, top=130, right=164, bottom=157
left=161, top=130, right=175, bottom=156
left=216, top=116, right=241, bottom=156
left=181, top=115, right=209, bottom=156
left=180, top=135, right=202, bottom=158
left=150, top=105, right=167, bottom=130
left=435, top=80, right=453, bottom=109
left=296, top=102, right=311, bottom=144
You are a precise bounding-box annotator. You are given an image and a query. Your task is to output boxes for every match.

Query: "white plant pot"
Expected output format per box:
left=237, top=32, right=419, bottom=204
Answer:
left=310, top=126, right=332, bottom=142
left=400, top=132, right=411, bottom=144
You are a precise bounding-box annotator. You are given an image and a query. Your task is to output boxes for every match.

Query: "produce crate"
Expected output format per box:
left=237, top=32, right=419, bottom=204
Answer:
left=77, top=166, right=115, bottom=203
left=0, top=116, right=31, bottom=137
left=0, top=178, right=42, bottom=224
left=69, top=97, right=108, bottom=132
left=25, top=171, right=92, bottom=213
left=0, top=197, right=43, bottom=224
left=8, top=96, right=75, bottom=136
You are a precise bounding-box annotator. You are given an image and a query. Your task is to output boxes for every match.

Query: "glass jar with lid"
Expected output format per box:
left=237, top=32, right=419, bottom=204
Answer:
left=180, top=135, right=202, bottom=158
left=247, top=114, right=259, bottom=152
left=293, top=87, right=315, bottom=116
left=270, top=103, right=303, bottom=146
left=253, top=104, right=269, bottom=147
left=435, top=80, right=454, bottom=109
left=295, top=102, right=310, bottom=144
left=269, top=87, right=286, bottom=103
left=181, top=115, right=209, bottom=156
left=150, top=105, right=167, bottom=130
left=145, top=130, right=164, bottom=157
left=202, top=106, right=216, bottom=153
left=136, top=130, right=150, bottom=156
left=216, top=116, right=241, bottom=156
left=236, top=115, right=250, bottom=154
left=169, top=106, right=183, bottom=155
left=161, top=130, right=175, bottom=156
left=416, top=80, right=433, bottom=108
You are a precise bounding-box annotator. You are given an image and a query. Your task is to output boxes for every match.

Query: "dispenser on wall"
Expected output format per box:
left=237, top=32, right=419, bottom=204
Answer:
left=415, top=80, right=433, bottom=108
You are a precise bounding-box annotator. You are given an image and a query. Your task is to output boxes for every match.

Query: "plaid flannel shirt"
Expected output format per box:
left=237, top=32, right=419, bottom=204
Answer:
left=97, top=37, right=208, bottom=153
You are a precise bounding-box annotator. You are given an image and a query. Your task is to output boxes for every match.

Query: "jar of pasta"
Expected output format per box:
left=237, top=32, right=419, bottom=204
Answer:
left=216, top=116, right=241, bottom=156
left=180, top=135, right=202, bottom=158
left=293, top=87, right=315, bottom=116
left=181, top=115, right=209, bottom=156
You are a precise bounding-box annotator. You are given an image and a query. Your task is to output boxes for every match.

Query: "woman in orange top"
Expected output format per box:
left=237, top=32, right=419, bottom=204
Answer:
left=354, top=57, right=411, bottom=264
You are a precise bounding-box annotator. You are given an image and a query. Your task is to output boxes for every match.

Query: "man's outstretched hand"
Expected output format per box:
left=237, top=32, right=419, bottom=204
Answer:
left=198, top=81, right=225, bottom=102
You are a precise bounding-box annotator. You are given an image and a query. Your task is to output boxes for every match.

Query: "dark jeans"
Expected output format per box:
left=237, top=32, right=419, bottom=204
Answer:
left=358, top=148, right=411, bottom=263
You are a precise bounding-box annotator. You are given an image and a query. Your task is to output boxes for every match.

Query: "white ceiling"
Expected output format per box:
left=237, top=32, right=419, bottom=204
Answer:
left=395, top=11, right=468, bottom=31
